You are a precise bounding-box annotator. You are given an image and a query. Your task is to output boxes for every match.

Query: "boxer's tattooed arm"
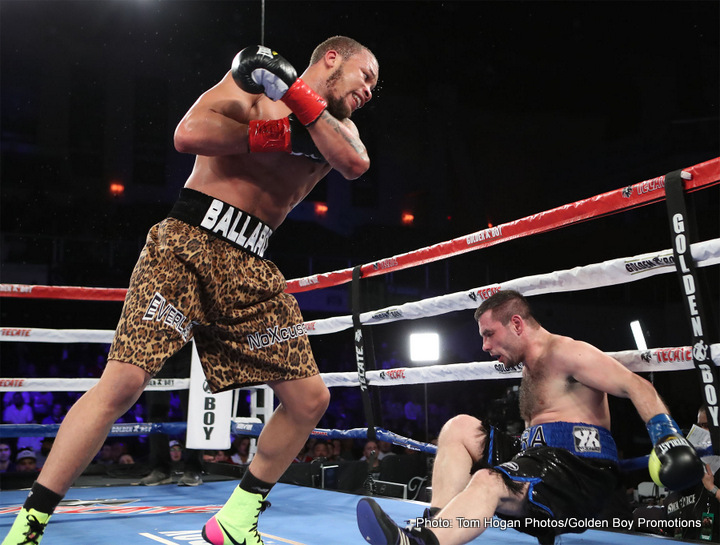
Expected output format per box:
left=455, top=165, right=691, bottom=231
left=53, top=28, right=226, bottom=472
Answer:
left=317, top=111, right=369, bottom=160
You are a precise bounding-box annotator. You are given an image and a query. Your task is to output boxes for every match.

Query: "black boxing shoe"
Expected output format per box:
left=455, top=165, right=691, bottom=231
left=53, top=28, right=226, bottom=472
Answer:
left=357, top=498, right=438, bottom=545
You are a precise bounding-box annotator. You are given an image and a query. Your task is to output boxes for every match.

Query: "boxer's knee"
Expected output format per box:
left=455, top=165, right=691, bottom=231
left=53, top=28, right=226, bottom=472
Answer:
left=469, top=468, right=528, bottom=505
left=438, top=414, right=487, bottom=451
left=93, top=360, right=151, bottom=414
left=468, top=468, right=505, bottom=490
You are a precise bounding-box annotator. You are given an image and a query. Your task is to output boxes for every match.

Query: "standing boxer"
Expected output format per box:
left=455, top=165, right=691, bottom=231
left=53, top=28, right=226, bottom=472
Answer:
left=3, top=36, right=378, bottom=545
left=357, top=290, right=703, bottom=545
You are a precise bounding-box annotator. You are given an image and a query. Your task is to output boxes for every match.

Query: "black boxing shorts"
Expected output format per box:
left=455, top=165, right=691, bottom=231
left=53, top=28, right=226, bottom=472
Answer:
left=474, top=422, right=621, bottom=540
left=108, top=188, right=318, bottom=392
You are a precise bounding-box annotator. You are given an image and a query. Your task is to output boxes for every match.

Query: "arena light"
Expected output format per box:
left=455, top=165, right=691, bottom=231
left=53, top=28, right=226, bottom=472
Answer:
left=401, top=212, right=414, bottom=225
left=630, top=320, right=647, bottom=350
left=409, top=332, right=439, bottom=363
left=109, top=181, right=125, bottom=197
left=314, top=202, right=328, bottom=217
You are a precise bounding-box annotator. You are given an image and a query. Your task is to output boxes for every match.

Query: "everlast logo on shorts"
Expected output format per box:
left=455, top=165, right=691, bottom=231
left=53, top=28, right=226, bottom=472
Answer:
left=498, top=461, right=519, bottom=472
left=143, top=292, right=193, bottom=341
left=200, top=199, right=273, bottom=258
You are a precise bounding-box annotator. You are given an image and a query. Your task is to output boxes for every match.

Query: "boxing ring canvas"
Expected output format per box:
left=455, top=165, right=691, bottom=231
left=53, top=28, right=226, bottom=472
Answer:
left=0, top=481, right=681, bottom=544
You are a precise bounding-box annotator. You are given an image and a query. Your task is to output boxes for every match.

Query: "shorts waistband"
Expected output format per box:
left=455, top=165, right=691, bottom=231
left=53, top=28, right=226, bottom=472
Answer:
left=168, top=188, right=273, bottom=258
left=520, top=422, right=618, bottom=463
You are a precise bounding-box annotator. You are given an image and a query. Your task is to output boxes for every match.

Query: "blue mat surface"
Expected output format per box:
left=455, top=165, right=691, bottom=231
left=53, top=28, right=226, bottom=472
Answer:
left=1, top=481, right=678, bottom=544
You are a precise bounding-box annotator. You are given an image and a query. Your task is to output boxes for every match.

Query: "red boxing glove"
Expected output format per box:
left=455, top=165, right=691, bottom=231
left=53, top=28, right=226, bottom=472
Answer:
left=248, top=118, right=291, bottom=153
left=281, top=79, right=327, bottom=126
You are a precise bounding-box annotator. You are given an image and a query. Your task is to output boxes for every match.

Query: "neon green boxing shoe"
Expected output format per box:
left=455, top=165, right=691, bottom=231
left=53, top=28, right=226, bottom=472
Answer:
left=202, top=487, right=270, bottom=545
left=2, top=508, right=51, bottom=545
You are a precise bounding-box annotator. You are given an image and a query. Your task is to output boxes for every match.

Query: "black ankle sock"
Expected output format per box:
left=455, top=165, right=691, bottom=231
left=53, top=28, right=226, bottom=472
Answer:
left=239, top=470, right=274, bottom=498
left=23, top=482, right=64, bottom=515
left=428, top=507, right=441, bottom=518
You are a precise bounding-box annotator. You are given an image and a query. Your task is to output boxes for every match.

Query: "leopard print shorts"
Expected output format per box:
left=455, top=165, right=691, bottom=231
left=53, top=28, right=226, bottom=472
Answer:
left=108, top=216, right=318, bottom=393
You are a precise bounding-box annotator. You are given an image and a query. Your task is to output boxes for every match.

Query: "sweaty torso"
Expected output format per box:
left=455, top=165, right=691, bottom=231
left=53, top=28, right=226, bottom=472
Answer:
left=185, top=97, right=332, bottom=230
left=519, top=338, right=611, bottom=429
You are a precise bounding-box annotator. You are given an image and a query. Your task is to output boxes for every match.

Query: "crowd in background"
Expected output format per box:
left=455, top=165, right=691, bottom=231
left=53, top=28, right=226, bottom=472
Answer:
left=2, top=344, right=719, bottom=541
left=1, top=340, right=514, bottom=473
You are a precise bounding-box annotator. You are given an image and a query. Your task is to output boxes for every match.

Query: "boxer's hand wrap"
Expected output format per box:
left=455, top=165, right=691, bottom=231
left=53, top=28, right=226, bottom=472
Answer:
left=248, top=116, right=326, bottom=162
left=287, top=115, right=326, bottom=162
left=248, top=118, right=291, bottom=154
left=232, top=45, right=327, bottom=126
left=646, top=413, right=682, bottom=444
left=281, top=79, right=327, bottom=126
left=647, top=413, right=704, bottom=490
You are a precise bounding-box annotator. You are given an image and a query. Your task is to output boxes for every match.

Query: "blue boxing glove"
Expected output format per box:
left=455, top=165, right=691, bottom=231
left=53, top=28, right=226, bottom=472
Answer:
left=647, top=414, right=704, bottom=490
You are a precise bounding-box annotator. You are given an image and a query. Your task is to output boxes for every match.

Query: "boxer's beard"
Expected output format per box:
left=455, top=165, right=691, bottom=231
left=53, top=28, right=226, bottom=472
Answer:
left=325, top=64, right=351, bottom=120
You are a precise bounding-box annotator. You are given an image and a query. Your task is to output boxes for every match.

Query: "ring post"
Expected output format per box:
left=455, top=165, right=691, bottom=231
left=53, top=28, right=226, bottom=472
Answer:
left=664, top=169, right=720, bottom=454
left=352, top=265, right=377, bottom=441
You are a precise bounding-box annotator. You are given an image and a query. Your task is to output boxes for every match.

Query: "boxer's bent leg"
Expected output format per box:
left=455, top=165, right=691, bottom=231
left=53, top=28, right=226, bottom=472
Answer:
left=250, top=374, right=330, bottom=483
left=431, top=469, right=528, bottom=545
left=357, top=468, right=527, bottom=545
left=38, top=359, right=151, bottom=496
left=202, top=374, right=330, bottom=545
left=431, top=414, right=488, bottom=510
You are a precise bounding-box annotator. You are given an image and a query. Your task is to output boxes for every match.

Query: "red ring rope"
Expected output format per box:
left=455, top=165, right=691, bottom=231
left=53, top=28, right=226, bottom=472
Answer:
left=1, top=157, right=717, bottom=300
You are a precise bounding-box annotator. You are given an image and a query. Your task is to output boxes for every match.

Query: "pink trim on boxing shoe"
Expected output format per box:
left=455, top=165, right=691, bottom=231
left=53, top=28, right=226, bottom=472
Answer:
left=202, top=515, right=227, bottom=545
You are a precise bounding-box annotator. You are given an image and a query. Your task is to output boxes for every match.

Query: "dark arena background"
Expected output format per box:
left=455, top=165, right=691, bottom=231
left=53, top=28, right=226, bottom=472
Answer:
left=1, top=2, right=719, bottom=544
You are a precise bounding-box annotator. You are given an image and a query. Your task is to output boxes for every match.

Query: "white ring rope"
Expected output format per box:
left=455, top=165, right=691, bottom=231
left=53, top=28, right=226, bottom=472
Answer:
left=321, top=345, right=720, bottom=387
left=0, top=377, right=189, bottom=392
left=306, top=238, right=720, bottom=335
left=0, top=344, right=720, bottom=392
left=3, top=345, right=718, bottom=392
left=0, top=328, right=115, bottom=344
left=4, top=238, right=717, bottom=344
